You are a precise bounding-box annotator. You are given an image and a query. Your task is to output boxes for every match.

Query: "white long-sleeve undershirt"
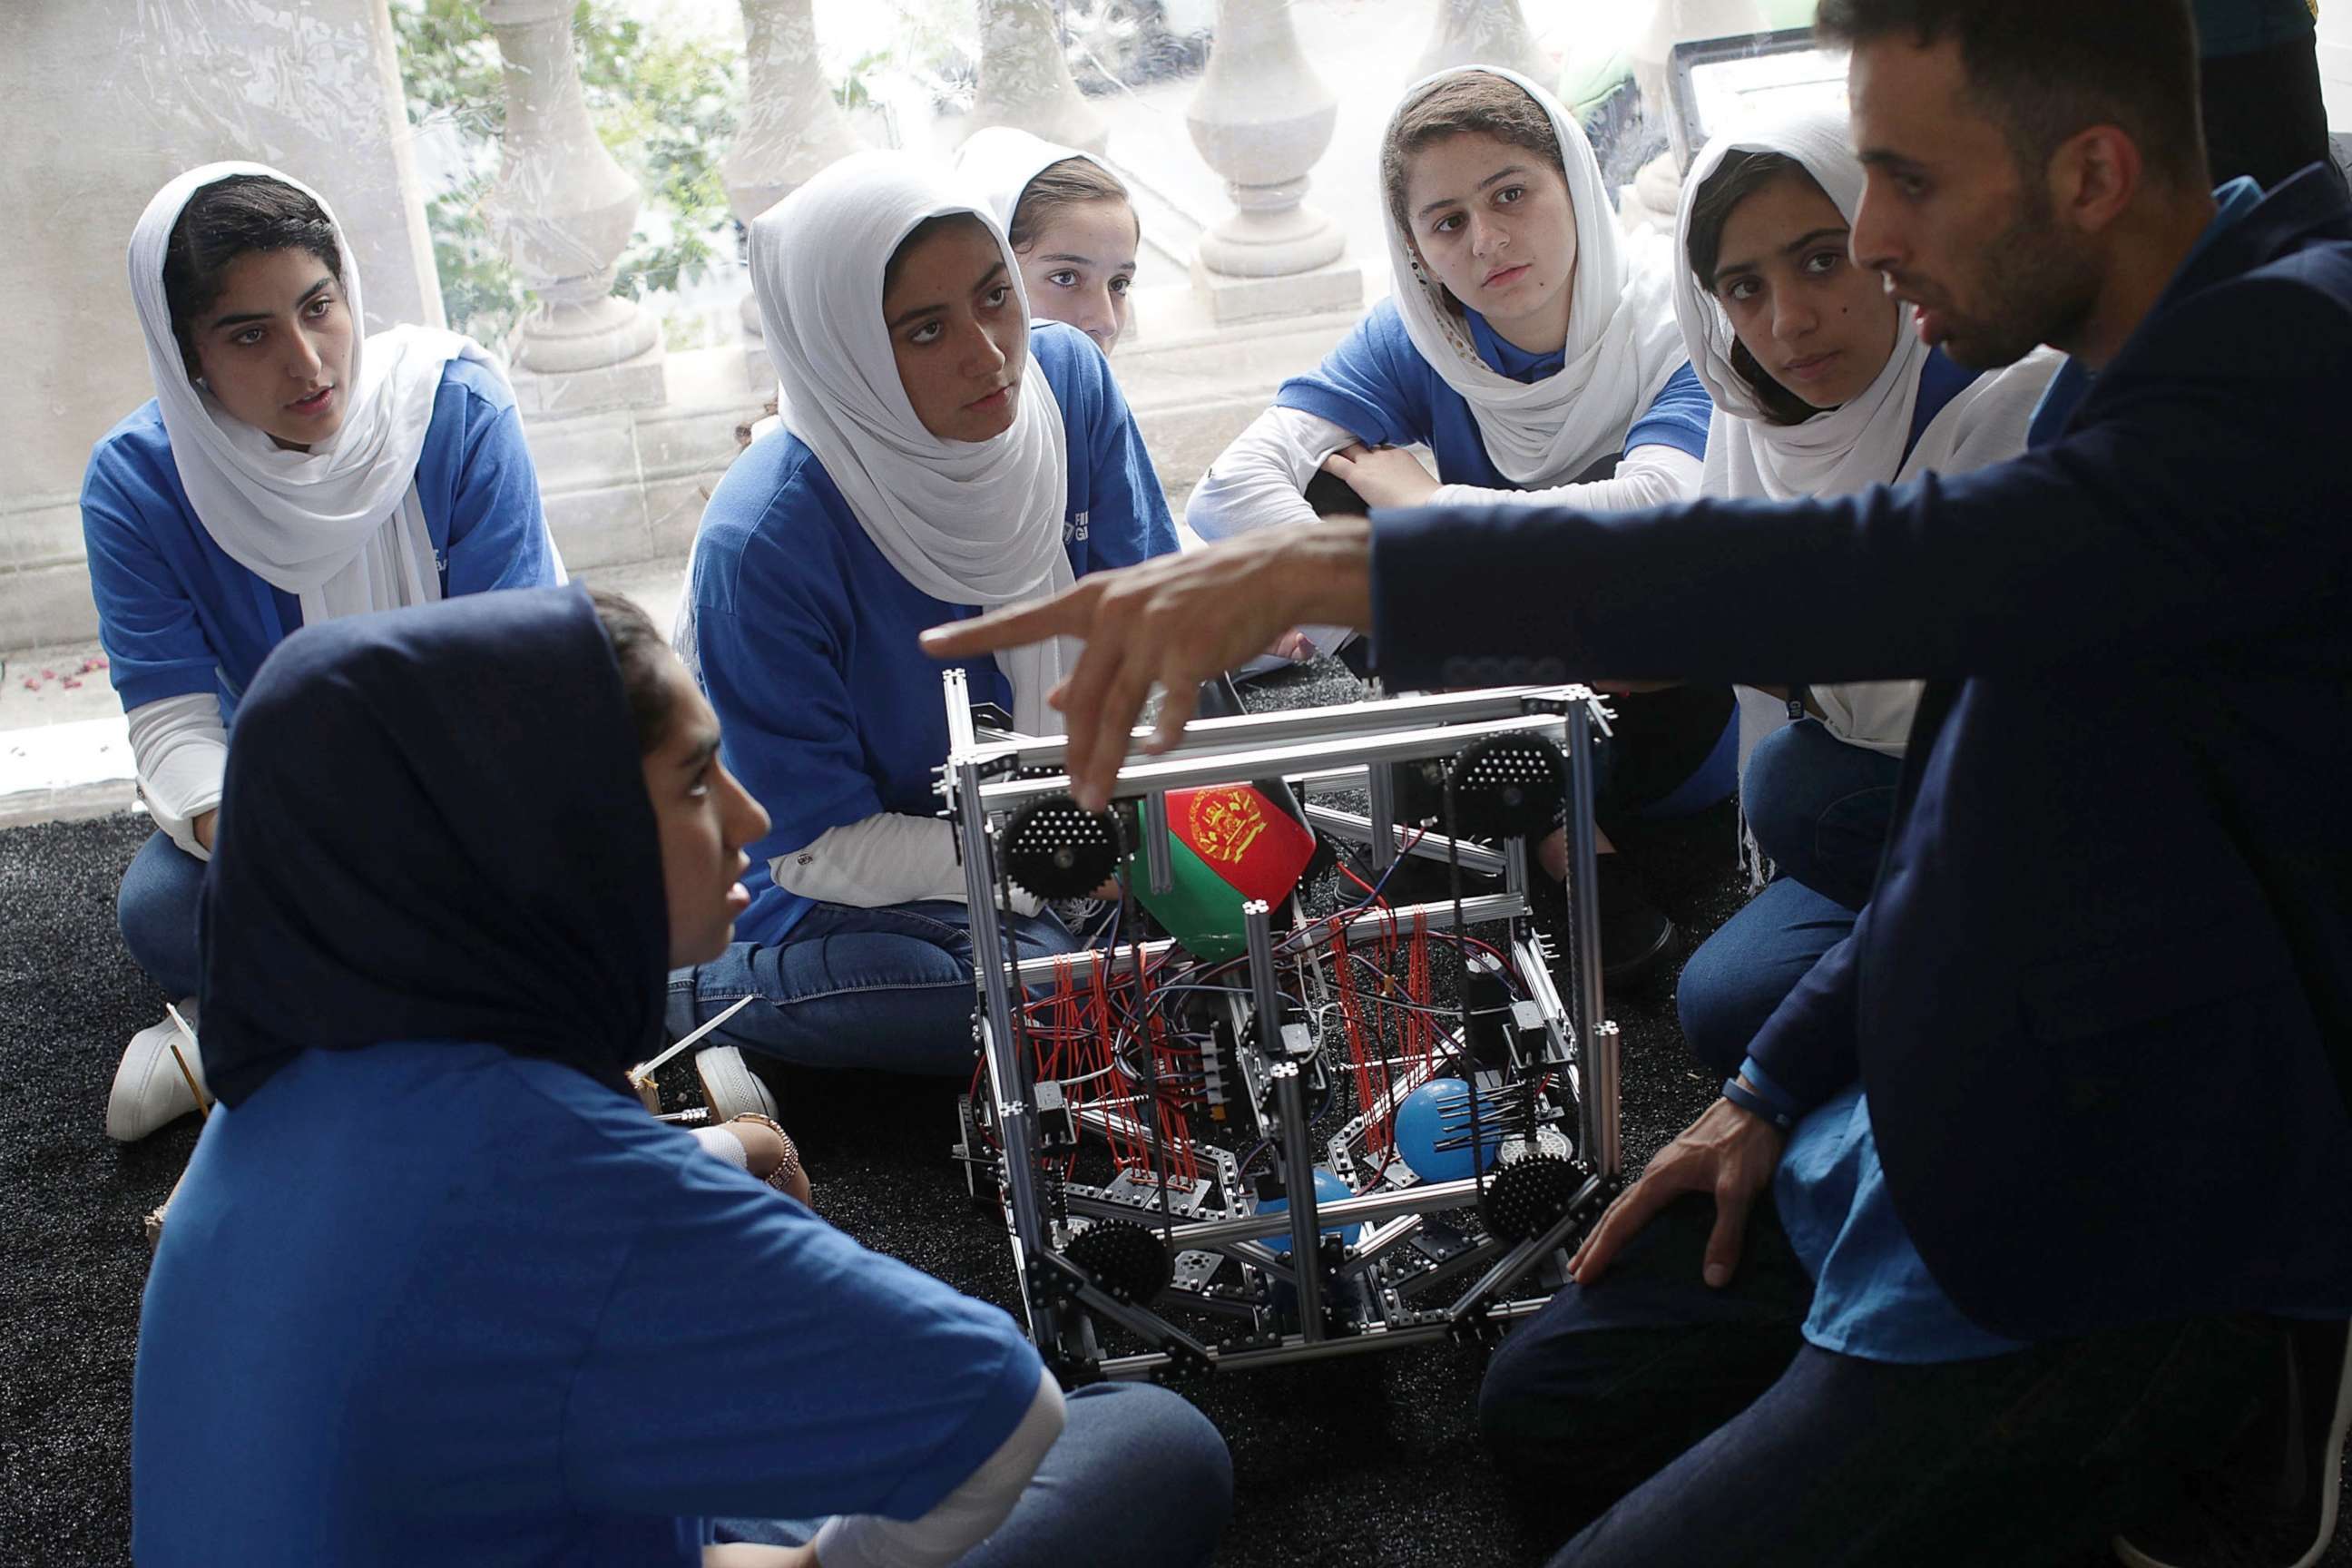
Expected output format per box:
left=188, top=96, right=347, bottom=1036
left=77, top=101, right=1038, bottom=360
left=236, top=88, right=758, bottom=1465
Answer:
left=772, top=813, right=1044, bottom=918
left=1426, top=443, right=1701, bottom=511
left=124, top=692, right=228, bottom=860
left=808, top=1369, right=1066, bottom=1568
left=1185, top=406, right=1702, bottom=653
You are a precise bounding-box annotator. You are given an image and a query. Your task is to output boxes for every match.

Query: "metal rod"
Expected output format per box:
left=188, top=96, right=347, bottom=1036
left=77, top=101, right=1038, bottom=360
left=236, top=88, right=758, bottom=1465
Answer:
left=975, top=713, right=1574, bottom=813
left=1588, top=1021, right=1623, bottom=1180
left=1366, top=762, right=1398, bottom=872
left=1010, top=890, right=1528, bottom=985
left=945, top=677, right=1049, bottom=1289
left=1142, top=791, right=1173, bottom=895
left=962, top=686, right=1594, bottom=775
left=1301, top=805, right=1507, bottom=877
left=1563, top=707, right=1608, bottom=1165
left=1093, top=1295, right=1557, bottom=1378
left=1244, top=897, right=1326, bottom=1341
left=1442, top=1174, right=1602, bottom=1328
left=1166, top=1174, right=1486, bottom=1247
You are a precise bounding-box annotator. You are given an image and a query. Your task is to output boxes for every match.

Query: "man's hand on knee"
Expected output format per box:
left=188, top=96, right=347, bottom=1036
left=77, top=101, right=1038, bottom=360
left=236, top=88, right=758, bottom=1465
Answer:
left=1568, top=1096, right=1787, bottom=1291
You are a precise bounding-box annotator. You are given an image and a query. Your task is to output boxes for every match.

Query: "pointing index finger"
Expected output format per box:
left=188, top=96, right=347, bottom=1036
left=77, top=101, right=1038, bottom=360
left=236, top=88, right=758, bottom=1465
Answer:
left=920, top=593, right=1090, bottom=661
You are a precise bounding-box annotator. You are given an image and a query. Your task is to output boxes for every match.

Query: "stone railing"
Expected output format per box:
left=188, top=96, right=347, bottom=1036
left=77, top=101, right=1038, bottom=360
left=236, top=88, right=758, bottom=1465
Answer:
left=1, top=0, right=1554, bottom=653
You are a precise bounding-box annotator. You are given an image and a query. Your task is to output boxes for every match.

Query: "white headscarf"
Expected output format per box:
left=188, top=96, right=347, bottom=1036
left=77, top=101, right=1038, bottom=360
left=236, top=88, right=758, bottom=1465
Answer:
left=953, top=125, right=1101, bottom=240
left=751, top=151, right=1073, bottom=735
left=1382, top=65, right=1688, bottom=486
left=129, top=162, right=497, bottom=628
left=1669, top=109, right=2056, bottom=799
left=1672, top=108, right=2054, bottom=503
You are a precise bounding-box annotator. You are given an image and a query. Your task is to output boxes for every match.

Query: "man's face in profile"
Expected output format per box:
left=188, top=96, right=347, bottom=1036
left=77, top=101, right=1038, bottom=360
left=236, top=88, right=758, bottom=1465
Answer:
left=1845, top=35, right=2102, bottom=369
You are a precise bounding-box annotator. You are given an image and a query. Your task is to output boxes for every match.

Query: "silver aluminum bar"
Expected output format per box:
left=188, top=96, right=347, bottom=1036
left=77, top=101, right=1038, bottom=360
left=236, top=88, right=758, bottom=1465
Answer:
left=964, top=686, right=1592, bottom=774
left=1009, top=890, right=1526, bottom=985
left=975, top=714, right=1572, bottom=813
left=1166, top=1174, right=1485, bottom=1247
left=1443, top=1173, right=1602, bottom=1328
left=1563, top=709, right=1609, bottom=1166
left=1093, top=1295, right=1554, bottom=1379
left=1366, top=763, right=1398, bottom=871
left=1303, top=805, right=1507, bottom=877
left=1248, top=897, right=1325, bottom=1341
left=1588, top=1020, right=1623, bottom=1179
left=1142, top=791, right=1173, bottom=894
left=944, top=671, right=1053, bottom=1336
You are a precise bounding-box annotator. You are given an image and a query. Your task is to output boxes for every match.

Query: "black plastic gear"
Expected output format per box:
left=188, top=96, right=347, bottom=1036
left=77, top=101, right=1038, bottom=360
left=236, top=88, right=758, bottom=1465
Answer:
left=1064, top=1219, right=1171, bottom=1305
left=1476, top=1151, right=1582, bottom=1246
left=1002, top=793, right=1119, bottom=899
left=1446, top=732, right=1568, bottom=840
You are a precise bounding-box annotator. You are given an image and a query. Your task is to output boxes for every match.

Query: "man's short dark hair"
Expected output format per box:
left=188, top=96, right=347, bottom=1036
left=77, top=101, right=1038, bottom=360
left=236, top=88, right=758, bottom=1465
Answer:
left=1815, top=0, right=2208, bottom=188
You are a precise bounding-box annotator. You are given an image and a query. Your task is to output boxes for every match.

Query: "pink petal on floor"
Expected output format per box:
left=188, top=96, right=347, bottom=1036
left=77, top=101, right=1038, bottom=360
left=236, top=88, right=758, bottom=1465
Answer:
left=62, top=677, right=82, bottom=689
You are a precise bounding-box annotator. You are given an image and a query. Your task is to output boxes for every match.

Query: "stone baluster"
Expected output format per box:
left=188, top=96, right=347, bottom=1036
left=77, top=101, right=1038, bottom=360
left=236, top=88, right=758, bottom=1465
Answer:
left=1416, top=0, right=1549, bottom=83
left=967, top=0, right=1107, bottom=153
left=1183, top=0, right=1361, bottom=323
left=722, top=0, right=866, bottom=358
left=722, top=0, right=864, bottom=229
left=479, top=0, right=665, bottom=414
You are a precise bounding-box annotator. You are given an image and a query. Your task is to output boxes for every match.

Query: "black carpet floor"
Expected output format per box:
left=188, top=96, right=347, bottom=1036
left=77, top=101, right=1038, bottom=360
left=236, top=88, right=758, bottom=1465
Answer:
left=4, top=664, right=2347, bottom=1565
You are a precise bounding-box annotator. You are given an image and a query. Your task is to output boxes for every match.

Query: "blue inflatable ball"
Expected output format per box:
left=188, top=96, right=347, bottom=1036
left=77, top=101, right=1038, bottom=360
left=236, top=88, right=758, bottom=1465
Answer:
left=1394, top=1078, right=1506, bottom=1183
left=1259, top=1167, right=1364, bottom=1256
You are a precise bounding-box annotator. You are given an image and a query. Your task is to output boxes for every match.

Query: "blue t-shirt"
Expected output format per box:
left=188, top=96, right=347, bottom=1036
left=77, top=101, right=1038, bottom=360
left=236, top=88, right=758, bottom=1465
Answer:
left=691, top=321, right=1179, bottom=943
left=133, top=1040, right=1044, bottom=1567
left=1273, top=296, right=1712, bottom=488
left=82, top=358, right=563, bottom=721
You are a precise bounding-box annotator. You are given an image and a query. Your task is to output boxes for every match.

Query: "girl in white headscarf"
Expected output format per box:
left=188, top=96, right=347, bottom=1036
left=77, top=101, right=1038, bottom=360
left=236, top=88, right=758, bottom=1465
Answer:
left=956, top=127, right=1141, bottom=355
left=1666, top=108, right=2059, bottom=1077
left=671, top=151, right=1177, bottom=1075
left=83, top=162, right=563, bottom=1143
left=1188, top=65, right=1733, bottom=989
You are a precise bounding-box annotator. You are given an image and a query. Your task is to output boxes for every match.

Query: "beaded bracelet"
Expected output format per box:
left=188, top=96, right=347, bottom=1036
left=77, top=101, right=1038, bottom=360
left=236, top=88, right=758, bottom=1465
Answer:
left=727, top=1112, right=806, bottom=1192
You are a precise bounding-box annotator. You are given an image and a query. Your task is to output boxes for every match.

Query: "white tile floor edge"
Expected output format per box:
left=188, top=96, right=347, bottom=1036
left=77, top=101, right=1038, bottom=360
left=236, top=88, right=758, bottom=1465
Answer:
left=0, top=563, right=694, bottom=832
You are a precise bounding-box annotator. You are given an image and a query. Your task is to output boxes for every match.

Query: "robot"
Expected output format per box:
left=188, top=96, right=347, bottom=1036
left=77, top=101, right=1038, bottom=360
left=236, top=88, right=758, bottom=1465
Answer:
left=936, top=671, right=1629, bottom=1383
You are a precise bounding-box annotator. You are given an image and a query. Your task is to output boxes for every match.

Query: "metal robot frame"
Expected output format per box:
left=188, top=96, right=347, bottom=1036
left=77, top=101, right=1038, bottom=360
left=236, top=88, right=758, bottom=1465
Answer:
left=937, top=671, right=1625, bottom=1383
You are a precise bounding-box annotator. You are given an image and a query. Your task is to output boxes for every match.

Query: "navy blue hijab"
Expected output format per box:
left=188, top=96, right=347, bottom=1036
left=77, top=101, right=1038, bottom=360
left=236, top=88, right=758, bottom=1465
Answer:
left=198, top=585, right=668, bottom=1108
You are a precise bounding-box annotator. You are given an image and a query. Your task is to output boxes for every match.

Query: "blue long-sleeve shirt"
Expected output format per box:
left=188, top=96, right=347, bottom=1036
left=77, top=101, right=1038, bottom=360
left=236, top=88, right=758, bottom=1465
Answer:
left=689, top=322, right=1178, bottom=944
left=82, top=357, right=562, bottom=720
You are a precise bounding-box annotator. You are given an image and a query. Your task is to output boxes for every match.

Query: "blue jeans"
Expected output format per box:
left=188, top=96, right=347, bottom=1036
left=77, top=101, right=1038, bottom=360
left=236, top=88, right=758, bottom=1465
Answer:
left=1479, top=1197, right=2282, bottom=1566
left=118, top=830, right=204, bottom=999
left=1677, top=722, right=1904, bottom=1076
left=1743, top=718, right=1903, bottom=907
left=713, top=1382, right=1232, bottom=1566
left=666, top=899, right=1081, bottom=1075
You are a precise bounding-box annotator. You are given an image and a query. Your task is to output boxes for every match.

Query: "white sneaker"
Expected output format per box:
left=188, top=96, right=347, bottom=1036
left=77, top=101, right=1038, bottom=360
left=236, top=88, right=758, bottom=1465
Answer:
left=693, top=1044, right=777, bottom=1123
left=108, top=1000, right=205, bottom=1143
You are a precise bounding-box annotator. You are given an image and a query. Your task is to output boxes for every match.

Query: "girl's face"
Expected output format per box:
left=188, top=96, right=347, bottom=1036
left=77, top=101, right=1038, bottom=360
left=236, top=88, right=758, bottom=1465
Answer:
left=884, top=217, right=1028, bottom=443
left=640, top=653, right=770, bottom=969
left=1015, top=197, right=1137, bottom=353
left=1403, top=132, right=1578, bottom=354
left=1710, top=170, right=1900, bottom=411
left=186, top=248, right=356, bottom=451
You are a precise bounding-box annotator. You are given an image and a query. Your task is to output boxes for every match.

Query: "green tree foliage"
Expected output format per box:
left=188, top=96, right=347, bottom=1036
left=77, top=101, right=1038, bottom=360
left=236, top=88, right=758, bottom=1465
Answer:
left=391, top=0, right=742, bottom=348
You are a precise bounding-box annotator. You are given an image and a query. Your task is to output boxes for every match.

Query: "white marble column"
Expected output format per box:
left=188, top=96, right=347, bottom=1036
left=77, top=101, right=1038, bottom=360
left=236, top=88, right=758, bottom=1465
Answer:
left=967, top=0, right=1107, bottom=154
left=1183, top=0, right=1361, bottom=323
left=722, top=0, right=864, bottom=228
left=480, top=0, right=666, bottom=415
left=1416, top=0, right=1549, bottom=84
left=723, top=0, right=866, bottom=359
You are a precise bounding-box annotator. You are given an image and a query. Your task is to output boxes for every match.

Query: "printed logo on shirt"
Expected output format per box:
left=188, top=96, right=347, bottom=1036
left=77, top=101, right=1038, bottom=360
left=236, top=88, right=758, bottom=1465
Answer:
left=1064, top=510, right=1089, bottom=544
